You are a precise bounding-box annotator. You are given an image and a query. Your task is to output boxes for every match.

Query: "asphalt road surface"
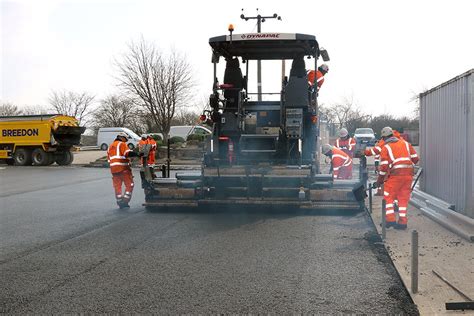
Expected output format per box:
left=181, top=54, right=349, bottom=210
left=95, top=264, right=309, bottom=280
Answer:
left=0, top=166, right=418, bottom=314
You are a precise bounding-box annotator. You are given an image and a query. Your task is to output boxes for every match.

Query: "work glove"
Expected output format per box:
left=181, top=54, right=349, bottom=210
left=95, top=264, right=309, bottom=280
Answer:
left=375, top=176, right=384, bottom=188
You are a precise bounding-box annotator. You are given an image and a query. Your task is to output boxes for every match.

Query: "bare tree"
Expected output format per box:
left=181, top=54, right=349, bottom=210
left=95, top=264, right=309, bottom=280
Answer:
left=90, top=94, right=145, bottom=134
left=21, top=105, right=49, bottom=115
left=0, top=102, right=22, bottom=116
left=48, top=90, right=95, bottom=124
left=320, top=97, right=372, bottom=136
left=171, top=109, right=200, bottom=126
left=323, top=96, right=371, bottom=131
left=116, top=39, right=193, bottom=140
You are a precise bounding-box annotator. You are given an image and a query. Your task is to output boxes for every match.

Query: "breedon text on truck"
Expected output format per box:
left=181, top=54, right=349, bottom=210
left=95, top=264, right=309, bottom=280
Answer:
left=0, top=114, right=86, bottom=166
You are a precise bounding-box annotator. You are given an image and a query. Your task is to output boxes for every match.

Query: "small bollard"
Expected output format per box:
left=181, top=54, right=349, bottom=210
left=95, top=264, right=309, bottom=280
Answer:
left=411, top=230, right=419, bottom=294
left=381, top=199, right=386, bottom=240
left=161, top=164, right=167, bottom=178
left=368, top=184, right=373, bottom=214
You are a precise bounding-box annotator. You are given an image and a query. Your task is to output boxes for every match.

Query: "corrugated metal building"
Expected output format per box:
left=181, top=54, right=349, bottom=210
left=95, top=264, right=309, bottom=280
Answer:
left=419, top=69, right=474, bottom=218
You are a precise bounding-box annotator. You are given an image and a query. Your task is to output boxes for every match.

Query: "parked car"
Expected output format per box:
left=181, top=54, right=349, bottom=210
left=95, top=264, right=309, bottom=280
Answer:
left=354, top=127, right=377, bottom=146
left=97, top=127, right=140, bottom=151
left=169, top=125, right=211, bottom=140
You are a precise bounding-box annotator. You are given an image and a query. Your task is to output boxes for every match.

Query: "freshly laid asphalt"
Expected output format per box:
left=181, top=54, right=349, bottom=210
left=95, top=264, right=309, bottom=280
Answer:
left=0, top=166, right=418, bottom=314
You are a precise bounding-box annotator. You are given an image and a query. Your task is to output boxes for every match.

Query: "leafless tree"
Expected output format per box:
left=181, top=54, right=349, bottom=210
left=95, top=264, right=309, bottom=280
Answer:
left=323, top=96, right=370, bottom=130
left=320, top=97, right=372, bottom=135
left=0, top=102, right=22, bottom=116
left=116, top=38, right=193, bottom=140
left=90, top=94, right=145, bottom=134
left=171, top=109, right=200, bottom=126
left=21, top=105, right=49, bottom=115
left=48, top=90, right=95, bottom=124
left=409, top=87, right=428, bottom=120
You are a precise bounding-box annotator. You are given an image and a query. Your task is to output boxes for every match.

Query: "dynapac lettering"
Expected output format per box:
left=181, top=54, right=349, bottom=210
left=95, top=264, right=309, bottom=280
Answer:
left=243, top=33, right=280, bottom=39
left=2, top=128, right=39, bottom=137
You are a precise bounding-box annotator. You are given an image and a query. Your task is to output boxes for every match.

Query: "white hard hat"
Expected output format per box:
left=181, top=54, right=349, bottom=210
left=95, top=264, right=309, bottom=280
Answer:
left=319, top=64, right=329, bottom=73
left=381, top=126, right=393, bottom=137
left=322, top=144, right=333, bottom=155
left=141, top=134, right=147, bottom=139
left=338, top=128, right=348, bottom=138
left=117, top=132, right=128, bottom=140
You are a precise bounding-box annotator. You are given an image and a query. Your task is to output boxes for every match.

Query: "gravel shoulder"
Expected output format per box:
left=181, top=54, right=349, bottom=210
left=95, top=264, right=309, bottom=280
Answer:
left=368, top=192, right=474, bottom=315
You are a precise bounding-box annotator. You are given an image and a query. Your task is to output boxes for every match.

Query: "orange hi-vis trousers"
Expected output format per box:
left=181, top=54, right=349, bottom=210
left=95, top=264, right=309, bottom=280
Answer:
left=112, top=169, right=134, bottom=203
left=383, top=175, right=412, bottom=225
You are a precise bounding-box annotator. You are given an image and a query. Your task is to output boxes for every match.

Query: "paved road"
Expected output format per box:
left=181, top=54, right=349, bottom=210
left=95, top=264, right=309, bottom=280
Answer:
left=0, top=166, right=418, bottom=314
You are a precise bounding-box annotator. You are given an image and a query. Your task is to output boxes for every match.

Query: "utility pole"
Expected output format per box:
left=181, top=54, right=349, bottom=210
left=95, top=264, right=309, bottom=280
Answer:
left=241, top=9, right=282, bottom=101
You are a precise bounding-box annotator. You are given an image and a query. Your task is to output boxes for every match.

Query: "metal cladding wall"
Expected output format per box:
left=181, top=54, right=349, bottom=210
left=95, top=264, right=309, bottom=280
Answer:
left=420, top=69, right=474, bottom=218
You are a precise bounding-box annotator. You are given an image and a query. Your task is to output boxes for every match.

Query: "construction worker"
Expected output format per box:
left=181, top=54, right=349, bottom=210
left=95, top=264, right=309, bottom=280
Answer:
left=334, top=128, right=355, bottom=179
left=107, top=132, right=141, bottom=209
left=322, top=144, right=353, bottom=180
left=307, top=64, right=329, bottom=91
left=138, top=134, right=148, bottom=166
left=365, top=130, right=402, bottom=169
left=146, top=135, right=157, bottom=178
left=375, top=127, right=419, bottom=229
left=365, top=130, right=402, bottom=196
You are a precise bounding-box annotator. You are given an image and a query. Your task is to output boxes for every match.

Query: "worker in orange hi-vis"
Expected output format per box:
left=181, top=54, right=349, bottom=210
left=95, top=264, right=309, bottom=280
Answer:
left=107, top=132, right=142, bottom=209
left=138, top=134, right=148, bottom=166
left=365, top=130, right=402, bottom=169
left=375, top=127, right=419, bottom=230
left=146, top=135, right=157, bottom=178
left=322, top=144, right=353, bottom=180
left=333, top=128, right=355, bottom=179
left=307, top=63, right=329, bottom=92
left=365, top=129, right=402, bottom=195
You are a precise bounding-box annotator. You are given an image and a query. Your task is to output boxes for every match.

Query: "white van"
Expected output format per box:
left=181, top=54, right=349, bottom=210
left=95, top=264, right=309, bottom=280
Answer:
left=97, top=127, right=141, bottom=151
left=169, top=125, right=211, bottom=139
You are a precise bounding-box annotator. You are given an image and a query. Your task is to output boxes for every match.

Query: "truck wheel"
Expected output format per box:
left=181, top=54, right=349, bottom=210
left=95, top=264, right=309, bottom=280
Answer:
left=55, top=151, right=74, bottom=165
left=128, top=143, right=135, bottom=150
left=13, top=148, right=33, bottom=166
left=32, top=148, right=53, bottom=166
left=100, top=143, right=108, bottom=151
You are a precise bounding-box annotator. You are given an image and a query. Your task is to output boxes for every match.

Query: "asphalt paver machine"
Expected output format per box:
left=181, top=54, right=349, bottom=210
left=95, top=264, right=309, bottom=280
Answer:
left=141, top=29, right=368, bottom=211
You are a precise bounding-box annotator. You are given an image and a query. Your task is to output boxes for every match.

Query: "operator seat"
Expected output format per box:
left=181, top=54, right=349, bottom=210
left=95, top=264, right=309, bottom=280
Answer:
left=285, top=57, right=309, bottom=107
left=223, top=57, right=244, bottom=109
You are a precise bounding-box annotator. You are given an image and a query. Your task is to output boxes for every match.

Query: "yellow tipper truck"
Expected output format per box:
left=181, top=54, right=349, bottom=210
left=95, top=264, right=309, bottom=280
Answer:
left=0, top=114, right=86, bottom=166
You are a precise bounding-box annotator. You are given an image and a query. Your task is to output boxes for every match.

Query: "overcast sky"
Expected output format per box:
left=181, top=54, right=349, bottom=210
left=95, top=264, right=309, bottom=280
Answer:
left=1, top=0, right=473, bottom=117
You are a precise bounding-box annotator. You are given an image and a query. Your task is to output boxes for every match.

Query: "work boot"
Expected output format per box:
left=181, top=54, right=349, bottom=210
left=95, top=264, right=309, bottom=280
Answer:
left=117, top=200, right=129, bottom=209
left=385, top=221, right=397, bottom=229
left=395, top=223, right=407, bottom=230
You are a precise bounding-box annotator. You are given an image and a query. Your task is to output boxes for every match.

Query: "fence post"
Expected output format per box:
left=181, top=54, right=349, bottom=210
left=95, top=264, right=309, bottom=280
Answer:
left=382, top=199, right=386, bottom=240
left=167, top=139, right=171, bottom=178
left=411, top=230, right=419, bottom=294
left=368, top=184, right=373, bottom=214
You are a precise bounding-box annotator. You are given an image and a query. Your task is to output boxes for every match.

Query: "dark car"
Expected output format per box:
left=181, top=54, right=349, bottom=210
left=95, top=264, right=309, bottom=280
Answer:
left=354, top=128, right=376, bottom=146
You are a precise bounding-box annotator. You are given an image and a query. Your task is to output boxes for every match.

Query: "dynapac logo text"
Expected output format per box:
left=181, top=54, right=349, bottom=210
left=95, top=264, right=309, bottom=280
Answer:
left=2, top=129, right=39, bottom=137
left=241, top=33, right=281, bottom=39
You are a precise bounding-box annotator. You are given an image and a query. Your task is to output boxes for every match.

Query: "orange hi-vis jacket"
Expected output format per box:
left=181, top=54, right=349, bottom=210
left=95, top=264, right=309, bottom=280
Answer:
left=335, top=137, right=356, bottom=157
left=364, top=130, right=401, bottom=158
left=138, top=139, right=147, bottom=150
left=147, top=138, right=157, bottom=165
left=138, top=139, right=147, bottom=166
left=365, top=139, right=384, bottom=157
left=378, top=137, right=419, bottom=180
left=107, top=140, right=132, bottom=174
left=307, top=70, right=325, bottom=89
left=331, top=147, right=352, bottom=179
